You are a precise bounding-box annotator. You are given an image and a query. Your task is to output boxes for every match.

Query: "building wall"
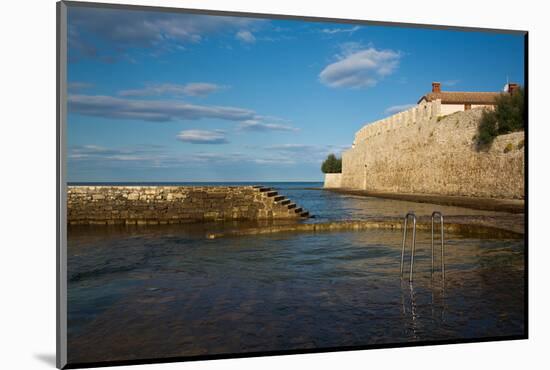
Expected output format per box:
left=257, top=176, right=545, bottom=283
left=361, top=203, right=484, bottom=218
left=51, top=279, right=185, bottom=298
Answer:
left=323, top=173, right=342, bottom=188
left=440, top=103, right=465, bottom=116
left=440, top=103, right=494, bottom=116
left=341, top=108, right=524, bottom=199
left=68, top=186, right=304, bottom=225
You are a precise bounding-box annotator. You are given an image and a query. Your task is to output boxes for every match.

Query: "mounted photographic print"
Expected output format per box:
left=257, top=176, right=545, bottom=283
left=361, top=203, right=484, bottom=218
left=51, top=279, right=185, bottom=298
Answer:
left=56, top=1, right=528, bottom=368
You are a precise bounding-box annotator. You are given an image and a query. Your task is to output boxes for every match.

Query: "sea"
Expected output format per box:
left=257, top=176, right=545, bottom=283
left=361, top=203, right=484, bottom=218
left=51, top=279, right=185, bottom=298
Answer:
left=66, top=182, right=525, bottom=364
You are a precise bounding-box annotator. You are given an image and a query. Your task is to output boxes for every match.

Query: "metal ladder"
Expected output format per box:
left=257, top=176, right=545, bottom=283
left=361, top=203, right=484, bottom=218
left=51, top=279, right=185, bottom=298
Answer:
left=400, top=212, right=417, bottom=283
left=431, top=211, right=445, bottom=281
left=400, top=211, right=446, bottom=283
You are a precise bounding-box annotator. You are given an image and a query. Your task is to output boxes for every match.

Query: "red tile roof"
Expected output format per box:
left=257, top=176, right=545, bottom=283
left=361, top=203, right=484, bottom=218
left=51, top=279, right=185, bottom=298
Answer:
left=418, top=91, right=501, bottom=105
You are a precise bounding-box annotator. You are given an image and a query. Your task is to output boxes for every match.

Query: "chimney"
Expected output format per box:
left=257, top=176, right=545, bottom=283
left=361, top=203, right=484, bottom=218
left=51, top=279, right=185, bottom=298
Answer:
left=507, top=83, right=519, bottom=94
left=432, top=82, right=441, bottom=93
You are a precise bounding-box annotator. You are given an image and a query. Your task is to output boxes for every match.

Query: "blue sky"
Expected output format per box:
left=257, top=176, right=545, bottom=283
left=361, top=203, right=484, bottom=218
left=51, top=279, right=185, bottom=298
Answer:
left=66, top=6, right=525, bottom=182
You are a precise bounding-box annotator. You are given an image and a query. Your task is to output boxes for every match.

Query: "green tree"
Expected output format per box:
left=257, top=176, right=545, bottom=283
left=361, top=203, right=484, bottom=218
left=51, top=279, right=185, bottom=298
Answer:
left=494, top=86, right=525, bottom=134
left=477, top=86, right=525, bottom=147
left=321, top=153, right=342, bottom=173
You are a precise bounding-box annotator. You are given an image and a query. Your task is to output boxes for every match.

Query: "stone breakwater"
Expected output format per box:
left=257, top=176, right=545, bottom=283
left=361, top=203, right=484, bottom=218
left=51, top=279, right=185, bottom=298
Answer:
left=68, top=186, right=310, bottom=225
left=206, top=216, right=524, bottom=240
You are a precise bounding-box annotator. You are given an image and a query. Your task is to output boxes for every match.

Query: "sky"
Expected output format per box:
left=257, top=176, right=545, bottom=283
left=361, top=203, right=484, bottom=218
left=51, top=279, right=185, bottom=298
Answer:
left=66, top=6, right=525, bottom=183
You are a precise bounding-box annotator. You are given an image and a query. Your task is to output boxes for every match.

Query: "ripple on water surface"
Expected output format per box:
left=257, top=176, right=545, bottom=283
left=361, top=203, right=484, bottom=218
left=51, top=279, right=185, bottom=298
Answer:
left=67, top=224, right=524, bottom=364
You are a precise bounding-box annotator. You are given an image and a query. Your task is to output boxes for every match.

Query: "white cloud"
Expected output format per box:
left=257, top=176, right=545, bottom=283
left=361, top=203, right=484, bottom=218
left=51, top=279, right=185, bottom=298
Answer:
left=235, top=30, right=256, bottom=43
left=266, top=143, right=350, bottom=156
left=176, top=129, right=228, bottom=144
left=68, top=94, right=256, bottom=122
left=266, top=144, right=315, bottom=152
left=189, top=152, right=246, bottom=163
left=384, top=104, right=416, bottom=114
left=68, top=144, right=305, bottom=174
left=68, top=144, right=167, bottom=164
left=442, top=79, right=460, bottom=87
left=69, top=8, right=265, bottom=61
left=238, top=119, right=298, bottom=132
left=320, top=25, right=361, bottom=35
left=118, top=82, right=226, bottom=98
left=337, top=41, right=365, bottom=56
left=319, top=47, right=401, bottom=89
left=68, top=81, right=94, bottom=91
left=252, top=158, right=295, bottom=165
left=118, top=84, right=186, bottom=97
left=183, top=83, right=226, bottom=97
left=68, top=142, right=347, bottom=175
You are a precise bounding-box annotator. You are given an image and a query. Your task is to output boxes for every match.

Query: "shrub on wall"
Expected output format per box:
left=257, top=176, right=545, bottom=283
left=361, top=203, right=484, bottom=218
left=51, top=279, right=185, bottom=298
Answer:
left=321, top=154, right=342, bottom=173
left=478, top=112, right=498, bottom=146
left=476, top=86, right=525, bottom=147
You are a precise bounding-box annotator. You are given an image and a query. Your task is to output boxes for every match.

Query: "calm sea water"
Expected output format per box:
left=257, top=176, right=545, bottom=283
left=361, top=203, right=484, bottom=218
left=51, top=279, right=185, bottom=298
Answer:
left=67, top=183, right=524, bottom=364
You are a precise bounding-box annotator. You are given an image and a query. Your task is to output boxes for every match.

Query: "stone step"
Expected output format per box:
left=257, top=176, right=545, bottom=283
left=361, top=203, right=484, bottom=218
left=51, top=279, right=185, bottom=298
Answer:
left=266, top=191, right=278, bottom=197
left=258, top=187, right=272, bottom=193
left=287, top=203, right=296, bottom=210
left=278, top=199, right=291, bottom=205
left=294, top=207, right=303, bottom=214
left=300, top=211, right=310, bottom=218
left=252, top=185, right=263, bottom=189
left=274, top=195, right=285, bottom=202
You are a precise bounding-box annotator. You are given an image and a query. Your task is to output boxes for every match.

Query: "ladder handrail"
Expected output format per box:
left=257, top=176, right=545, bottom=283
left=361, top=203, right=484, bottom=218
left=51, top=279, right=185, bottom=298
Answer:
left=400, top=212, right=417, bottom=282
left=401, top=211, right=446, bottom=284
left=431, top=211, right=445, bottom=281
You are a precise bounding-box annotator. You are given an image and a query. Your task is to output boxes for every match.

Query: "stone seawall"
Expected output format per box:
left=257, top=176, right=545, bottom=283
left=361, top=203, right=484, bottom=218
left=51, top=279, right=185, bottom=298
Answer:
left=68, top=186, right=310, bottom=225
left=341, top=109, right=524, bottom=199
left=353, top=100, right=441, bottom=147
left=323, top=173, right=342, bottom=188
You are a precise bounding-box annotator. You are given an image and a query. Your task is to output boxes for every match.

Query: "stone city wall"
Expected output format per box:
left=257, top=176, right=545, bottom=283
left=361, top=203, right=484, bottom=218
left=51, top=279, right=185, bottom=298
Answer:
left=68, top=186, right=308, bottom=225
left=352, top=100, right=442, bottom=147
left=323, top=173, right=342, bottom=188
left=341, top=108, right=524, bottom=199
